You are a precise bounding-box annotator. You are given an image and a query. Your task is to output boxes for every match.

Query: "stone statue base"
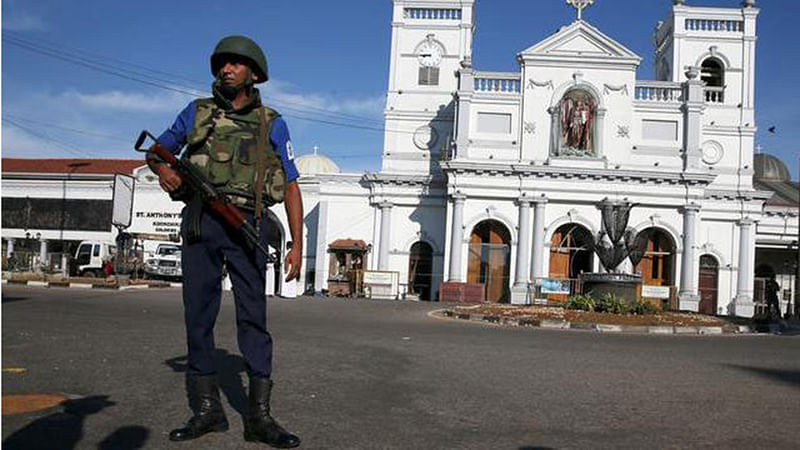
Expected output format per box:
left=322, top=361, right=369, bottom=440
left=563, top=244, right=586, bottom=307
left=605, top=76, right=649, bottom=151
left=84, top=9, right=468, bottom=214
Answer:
left=580, top=272, right=642, bottom=303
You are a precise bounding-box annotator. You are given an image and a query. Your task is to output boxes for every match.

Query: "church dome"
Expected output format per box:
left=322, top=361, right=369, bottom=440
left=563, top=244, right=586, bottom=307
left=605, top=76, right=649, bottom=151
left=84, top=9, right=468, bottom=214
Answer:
left=754, top=153, right=790, bottom=182
left=295, top=147, right=340, bottom=176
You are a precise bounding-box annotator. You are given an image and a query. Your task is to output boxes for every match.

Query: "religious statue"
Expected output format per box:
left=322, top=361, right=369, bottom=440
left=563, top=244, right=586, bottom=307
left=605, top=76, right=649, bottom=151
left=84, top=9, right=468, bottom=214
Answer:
left=559, top=90, right=595, bottom=155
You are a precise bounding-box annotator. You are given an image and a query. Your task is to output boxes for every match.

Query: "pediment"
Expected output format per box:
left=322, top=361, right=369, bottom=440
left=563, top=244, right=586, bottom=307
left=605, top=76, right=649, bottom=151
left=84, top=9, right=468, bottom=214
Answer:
left=519, top=21, right=641, bottom=63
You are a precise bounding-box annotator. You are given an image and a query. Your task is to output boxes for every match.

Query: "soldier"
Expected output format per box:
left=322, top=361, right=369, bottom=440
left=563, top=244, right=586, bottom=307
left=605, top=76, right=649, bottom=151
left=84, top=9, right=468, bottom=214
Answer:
left=148, top=36, right=302, bottom=448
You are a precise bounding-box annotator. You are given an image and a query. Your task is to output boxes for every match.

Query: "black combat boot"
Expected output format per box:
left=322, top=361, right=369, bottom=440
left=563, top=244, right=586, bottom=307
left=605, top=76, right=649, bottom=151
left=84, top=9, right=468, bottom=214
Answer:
left=244, top=377, right=300, bottom=448
left=169, top=374, right=229, bottom=441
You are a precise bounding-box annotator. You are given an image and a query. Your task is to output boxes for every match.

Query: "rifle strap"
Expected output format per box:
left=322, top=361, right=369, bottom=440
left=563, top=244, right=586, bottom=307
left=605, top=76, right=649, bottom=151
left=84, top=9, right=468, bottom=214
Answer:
left=254, top=107, right=270, bottom=231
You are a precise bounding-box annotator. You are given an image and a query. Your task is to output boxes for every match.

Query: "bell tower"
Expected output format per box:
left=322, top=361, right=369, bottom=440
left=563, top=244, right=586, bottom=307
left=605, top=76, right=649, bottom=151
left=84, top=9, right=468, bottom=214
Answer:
left=382, top=0, right=475, bottom=174
left=654, top=0, right=759, bottom=115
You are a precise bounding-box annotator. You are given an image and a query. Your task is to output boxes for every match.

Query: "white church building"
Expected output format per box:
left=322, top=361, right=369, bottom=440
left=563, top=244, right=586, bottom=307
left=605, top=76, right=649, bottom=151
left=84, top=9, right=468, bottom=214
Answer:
left=300, top=0, right=790, bottom=316
left=3, top=0, right=798, bottom=318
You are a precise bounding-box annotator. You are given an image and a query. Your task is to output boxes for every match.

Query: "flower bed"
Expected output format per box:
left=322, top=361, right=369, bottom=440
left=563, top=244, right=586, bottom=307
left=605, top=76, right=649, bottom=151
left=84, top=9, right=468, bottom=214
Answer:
left=458, top=304, right=731, bottom=328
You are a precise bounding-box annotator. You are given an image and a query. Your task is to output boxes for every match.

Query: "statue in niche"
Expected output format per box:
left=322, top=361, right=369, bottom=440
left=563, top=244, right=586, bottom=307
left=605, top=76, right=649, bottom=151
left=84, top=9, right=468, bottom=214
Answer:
left=558, top=90, right=596, bottom=156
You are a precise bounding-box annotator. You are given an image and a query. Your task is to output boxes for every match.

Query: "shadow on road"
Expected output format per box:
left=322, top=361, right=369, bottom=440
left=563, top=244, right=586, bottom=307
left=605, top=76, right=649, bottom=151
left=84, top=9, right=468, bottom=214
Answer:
left=2, top=295, right=30, bottom=304
left=164, top=349, right=248, bottom=416
left=726, top=364, right=800, bottom=387
left=97, top=425, right=150, bottom=450
left=2, top=395, right=150, bottom=450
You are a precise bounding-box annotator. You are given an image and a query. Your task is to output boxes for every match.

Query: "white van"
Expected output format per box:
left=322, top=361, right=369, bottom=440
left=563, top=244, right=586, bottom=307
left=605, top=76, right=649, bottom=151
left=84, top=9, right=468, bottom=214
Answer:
left=73, top=241, right=116, bottom=277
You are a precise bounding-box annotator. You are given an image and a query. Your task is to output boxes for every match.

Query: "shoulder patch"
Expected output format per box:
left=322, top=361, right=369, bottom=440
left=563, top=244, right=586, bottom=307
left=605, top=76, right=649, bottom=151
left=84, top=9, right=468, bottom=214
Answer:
left=286, top=141, right=295, bottom=160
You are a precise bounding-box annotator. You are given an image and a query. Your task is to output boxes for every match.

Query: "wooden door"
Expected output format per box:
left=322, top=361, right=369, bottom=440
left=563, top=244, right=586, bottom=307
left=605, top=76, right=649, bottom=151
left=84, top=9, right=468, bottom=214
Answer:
left=467, top=221, right=510, bottom=303
left=698, top=255, right=718, bottom=315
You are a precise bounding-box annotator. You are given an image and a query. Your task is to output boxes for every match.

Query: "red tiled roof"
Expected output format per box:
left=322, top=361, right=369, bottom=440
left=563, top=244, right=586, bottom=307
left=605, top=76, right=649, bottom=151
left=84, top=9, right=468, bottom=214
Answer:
left=1, top=158, right=145, bottom=175
left=328, top=239, right=369, bottom=252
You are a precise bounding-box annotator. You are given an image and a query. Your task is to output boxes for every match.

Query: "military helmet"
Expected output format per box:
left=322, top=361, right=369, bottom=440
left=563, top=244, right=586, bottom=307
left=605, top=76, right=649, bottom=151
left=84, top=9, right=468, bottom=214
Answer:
left=211, top=35, right=268, bottom=83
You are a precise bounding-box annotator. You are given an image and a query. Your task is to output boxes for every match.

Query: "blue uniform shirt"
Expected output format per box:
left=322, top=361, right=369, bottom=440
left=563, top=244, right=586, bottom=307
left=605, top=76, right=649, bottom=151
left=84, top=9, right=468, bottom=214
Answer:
left=158, top=101, right=300, bottom=182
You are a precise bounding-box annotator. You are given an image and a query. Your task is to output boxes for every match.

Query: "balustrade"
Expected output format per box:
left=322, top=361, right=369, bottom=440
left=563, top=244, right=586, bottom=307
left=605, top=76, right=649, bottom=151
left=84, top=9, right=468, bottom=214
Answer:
left=704, top=86, right=725, bottom=103
left=685, top=19, right=743, bottom=32
left=404, top=8, right=462, bottom=20
left=634, top=82, right=683, bottom=103
left=473, top=74, right=521, bottom=94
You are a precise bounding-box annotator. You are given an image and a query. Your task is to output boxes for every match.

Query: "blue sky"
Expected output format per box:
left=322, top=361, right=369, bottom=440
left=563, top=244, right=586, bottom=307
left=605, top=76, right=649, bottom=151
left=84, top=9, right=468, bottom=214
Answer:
left=2, top=0, right=797, bottom=179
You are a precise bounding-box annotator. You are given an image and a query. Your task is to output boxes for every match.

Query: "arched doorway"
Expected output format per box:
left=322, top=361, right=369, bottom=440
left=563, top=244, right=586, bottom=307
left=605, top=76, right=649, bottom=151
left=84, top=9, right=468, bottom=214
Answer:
left=548, top=224, right=594, bottom=301
left=634, top=228, right=675, bottom=287
left=408, top=241, right=433, bottom=301
left=549, top=224, right=594, bottom=279
left=698, top=254, right=719, bottom=315
left=467, top=220, right=511, bottom=303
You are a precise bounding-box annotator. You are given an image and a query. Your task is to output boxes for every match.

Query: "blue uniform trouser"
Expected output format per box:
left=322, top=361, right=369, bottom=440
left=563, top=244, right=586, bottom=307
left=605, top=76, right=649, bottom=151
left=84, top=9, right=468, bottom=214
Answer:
left=181, top=207, right=273, bottom=378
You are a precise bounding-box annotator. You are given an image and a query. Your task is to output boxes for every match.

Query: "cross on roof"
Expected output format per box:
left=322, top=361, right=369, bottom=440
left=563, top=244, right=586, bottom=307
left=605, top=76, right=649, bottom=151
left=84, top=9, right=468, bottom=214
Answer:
left=566, top=0, right=595, bottom=21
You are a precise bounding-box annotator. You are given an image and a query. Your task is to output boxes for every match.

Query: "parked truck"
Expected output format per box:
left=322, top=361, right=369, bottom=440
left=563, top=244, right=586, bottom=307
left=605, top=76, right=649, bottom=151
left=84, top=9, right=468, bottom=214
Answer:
left=142, top=241, right=182, bottom=280
left=72, top=241, right=116, bottom=277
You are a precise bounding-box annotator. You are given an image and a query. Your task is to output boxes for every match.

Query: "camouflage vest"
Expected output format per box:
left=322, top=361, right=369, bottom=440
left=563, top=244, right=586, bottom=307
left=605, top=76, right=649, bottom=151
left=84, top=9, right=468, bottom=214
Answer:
left=183, top=98, right=286, bottom=210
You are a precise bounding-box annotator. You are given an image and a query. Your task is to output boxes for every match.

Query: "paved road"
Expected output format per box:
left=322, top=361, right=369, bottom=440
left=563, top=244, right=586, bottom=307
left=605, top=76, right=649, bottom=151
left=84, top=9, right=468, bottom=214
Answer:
left=2, top=285, right=798, bottom=449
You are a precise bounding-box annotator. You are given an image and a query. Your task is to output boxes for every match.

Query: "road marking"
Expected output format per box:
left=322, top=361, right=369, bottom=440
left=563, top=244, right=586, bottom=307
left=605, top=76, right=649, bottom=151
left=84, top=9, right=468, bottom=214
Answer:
left=2, top=394, right=67, bottom=415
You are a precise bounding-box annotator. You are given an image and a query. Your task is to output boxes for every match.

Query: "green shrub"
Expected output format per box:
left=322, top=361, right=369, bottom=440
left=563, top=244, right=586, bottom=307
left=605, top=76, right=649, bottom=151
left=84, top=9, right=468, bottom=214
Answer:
left=596, top=293, right=628, bottom=314
left=630, top=299, right=658, bottom=315
left=564, top=294, right=595, bottom=312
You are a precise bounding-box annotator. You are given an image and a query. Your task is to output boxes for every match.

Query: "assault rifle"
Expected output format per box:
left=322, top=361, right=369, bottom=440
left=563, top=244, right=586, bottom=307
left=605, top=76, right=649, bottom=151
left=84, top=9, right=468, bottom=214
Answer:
left=135, top=130, right=274, bottom=262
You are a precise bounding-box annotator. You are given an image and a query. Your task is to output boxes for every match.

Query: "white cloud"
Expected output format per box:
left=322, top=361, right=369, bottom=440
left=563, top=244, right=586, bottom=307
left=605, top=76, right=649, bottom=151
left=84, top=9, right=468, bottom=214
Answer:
left=2, top=83, right=385, bottom=161
left=66, top=89, right=197, bottom=113
left=263, top=80, right=384, bottom=119
left=3, top=12, right=47, bottom=31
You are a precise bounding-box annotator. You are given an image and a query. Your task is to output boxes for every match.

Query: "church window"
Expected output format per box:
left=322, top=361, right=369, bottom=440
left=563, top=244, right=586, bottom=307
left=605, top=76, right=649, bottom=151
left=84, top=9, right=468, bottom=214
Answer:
left=554, top=89, right=597, bottom=157
left=418, top=67, right=439, bottom=86
left=701, top=58, right=724, bottom=103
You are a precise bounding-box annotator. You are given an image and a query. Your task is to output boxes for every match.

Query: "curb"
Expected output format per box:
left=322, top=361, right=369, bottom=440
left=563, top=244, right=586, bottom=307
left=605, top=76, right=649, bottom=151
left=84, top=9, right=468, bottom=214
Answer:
left=435, top=310, right=757, bottom=335
left=3, top=280, right=177, bottom=290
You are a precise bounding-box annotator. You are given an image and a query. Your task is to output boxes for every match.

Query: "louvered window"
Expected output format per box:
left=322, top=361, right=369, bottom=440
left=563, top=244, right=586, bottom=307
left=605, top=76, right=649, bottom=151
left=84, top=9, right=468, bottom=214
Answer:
left=418, top=67, right=439, bottom=86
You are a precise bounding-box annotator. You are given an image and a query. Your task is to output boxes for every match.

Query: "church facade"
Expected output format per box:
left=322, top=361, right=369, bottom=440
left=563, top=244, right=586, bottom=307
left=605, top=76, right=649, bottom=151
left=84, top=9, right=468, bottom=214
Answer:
left=305, top=0, right=790, bottom=317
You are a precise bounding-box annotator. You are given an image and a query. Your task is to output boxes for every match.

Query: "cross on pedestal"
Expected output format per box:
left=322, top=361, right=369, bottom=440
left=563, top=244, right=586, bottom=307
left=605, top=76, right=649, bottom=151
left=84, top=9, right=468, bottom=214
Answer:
left=566, top=0, right=595, bottom=21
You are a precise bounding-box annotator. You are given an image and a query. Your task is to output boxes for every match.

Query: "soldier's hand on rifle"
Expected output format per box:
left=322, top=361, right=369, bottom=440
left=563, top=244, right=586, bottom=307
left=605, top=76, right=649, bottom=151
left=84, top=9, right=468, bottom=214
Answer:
left=157, top=165, right=183, bottom=193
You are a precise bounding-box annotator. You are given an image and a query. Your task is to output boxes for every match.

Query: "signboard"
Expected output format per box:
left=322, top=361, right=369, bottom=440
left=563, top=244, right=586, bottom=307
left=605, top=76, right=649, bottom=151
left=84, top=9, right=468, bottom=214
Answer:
left=540, top=279, right=571, bottom=295
left=134, top=210, right=183, bottom=235
left=363, top=270, right=399, bottom=300
left=363, top=271, right=396, bottom=285
left=642, top=285, right=671, bottom=299
left=112, top=174, right=135, bottom=228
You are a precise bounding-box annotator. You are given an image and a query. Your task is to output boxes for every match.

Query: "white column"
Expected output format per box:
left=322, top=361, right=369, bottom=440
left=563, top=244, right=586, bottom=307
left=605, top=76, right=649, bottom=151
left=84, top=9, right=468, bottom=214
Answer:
left=530, top=197, right=548, bottom=283
left=378, top=201, right=393, bottom=271
left=682, top=68, right=705, bottom=171
left=678, top=204, right=701, bottom=311
left=455, top=66, right=474, bottom=160
left=39, top=239, right=49, bottom=271
left=314, top=201, right=329, bottom=294
left=6, top=238, right=15, bottom=258
left=448, top=193, right=467, bottom=281
left=733, top=218, right=756, bottom=317
left=595, top=108, right=606, bottom=157
left=511, top=197, right=532, bottom=304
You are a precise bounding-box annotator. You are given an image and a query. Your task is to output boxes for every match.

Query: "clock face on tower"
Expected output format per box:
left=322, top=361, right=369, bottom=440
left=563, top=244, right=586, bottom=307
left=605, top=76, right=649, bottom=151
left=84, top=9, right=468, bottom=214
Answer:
left=417, top=41, right=443, bottom=67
